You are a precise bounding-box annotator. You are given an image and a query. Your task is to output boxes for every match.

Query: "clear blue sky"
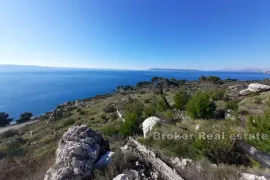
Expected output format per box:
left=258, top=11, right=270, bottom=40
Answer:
left=0, top=0, right=269, bottom=70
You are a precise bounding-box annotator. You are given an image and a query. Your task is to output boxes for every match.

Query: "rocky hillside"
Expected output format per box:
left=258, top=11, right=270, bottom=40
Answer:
left=0, top=76, right=270, bottom=180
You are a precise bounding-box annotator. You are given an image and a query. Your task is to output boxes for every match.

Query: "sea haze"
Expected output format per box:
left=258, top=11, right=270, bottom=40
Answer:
left=0, top=69, right=270, bottom=119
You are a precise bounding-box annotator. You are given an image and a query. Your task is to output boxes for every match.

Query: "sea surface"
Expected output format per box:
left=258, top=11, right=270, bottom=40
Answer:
left=1, top=70, right=270, bottom=119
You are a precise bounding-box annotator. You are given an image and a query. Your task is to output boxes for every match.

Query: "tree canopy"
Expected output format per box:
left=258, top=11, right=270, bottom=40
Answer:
left=173, top=89, right=190, bottom=110
left=0, top=112, right=13, bottom=127
left=16, top=112, right=33, bottom=124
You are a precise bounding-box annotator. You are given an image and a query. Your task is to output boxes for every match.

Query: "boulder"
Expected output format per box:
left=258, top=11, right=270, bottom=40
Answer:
left=113, top=170, right=140, bottom=180
left=239, top=83, right=270, bottom=95
left=171, top=157, right=193, bottom=169
left=44, top=125, right=109, bottom=180
left=142, top=116, right=161, bottom=138
left=240, top=173, right=267, bottom=180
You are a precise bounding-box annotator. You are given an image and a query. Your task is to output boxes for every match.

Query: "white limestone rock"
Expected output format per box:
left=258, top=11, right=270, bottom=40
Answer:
left=142, top=116, right=161, bottom=138
left=240, top=173, right=267, bottom=180
left=171, top=157, right=193, bottom=169
left=113, top=170, right=140, bottom=180
left=239, top=83, right=270, bottom=95
left=44, top=125, right=109, bottom=180
left=117, top=109, right=125, bottom=122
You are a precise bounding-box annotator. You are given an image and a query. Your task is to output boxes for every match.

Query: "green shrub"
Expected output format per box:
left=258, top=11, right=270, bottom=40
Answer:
left=186, top=90, right=216, bottom=119
left=0, top=112, right=13, bottom=127
left=144, top=104, right=156, bottom=117
left=209, top=89, right=225, bottom=101
left=125, top=101, right=144, bottom=117
left=144, top=98, right=151, bottom=103
left=78, top=110, right=86, bottom=115
left=100, top=114, right=107, bottom=120
left=62, top=118, right=75, bottom=127
left=226, top=100, right=239, bottom=111
left=103, top=105, right=116, bottom=113
left=164, top=110, right=174, bottom=120
left=101, top=124, right=120, bottom=136
left=16, top=112, right=33, bottom=124
left=173, top=89, right=189, bottom=110
left=119, top=112, right=140, bottom=136
left=156, top=98, right=167, bottom=112
left=199, top=76, right=223, bottom=84
left=1, top=130, right=18, bottom=138
left=5, top=141, right=25, bottom=156
left=110, top=112, right=118, bottom=121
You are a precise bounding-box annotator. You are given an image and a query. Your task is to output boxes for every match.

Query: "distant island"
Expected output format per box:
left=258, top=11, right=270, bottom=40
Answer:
left=1, top=64, right=270, bottom=73
left=148, top=68, right=203, bottom=72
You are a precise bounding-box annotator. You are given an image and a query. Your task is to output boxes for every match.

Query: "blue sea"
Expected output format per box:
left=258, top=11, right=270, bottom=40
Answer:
left=1, top=70, right=270, bottom=119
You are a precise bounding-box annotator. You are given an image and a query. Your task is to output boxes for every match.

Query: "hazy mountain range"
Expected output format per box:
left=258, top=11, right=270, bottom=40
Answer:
left=0, top=64, right=269, bottom=73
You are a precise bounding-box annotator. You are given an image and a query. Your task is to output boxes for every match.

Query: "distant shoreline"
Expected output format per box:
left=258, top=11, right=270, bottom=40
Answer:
left=0, top=120, right=38, bottom=134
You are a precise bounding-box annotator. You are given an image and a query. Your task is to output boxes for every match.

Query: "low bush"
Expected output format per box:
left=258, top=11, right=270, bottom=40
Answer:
left=144, top=104, right=156, bottom=117
left=1, top=129, right=18, bottom=138
left=186, top=90, right=216, bottom=119
left=100, top=114, right=107, bottom=120
left=209, top=89, right=225, bottom=101
left=173, top=89, right=189, bottom=110
left=4, top=141, right=25, bottom=157
left=0, top=112, right=13, bottom=127
left=110, top=112, right=118, bottom=121
left=144, top=98, right=150, bottom=103
left=103, top=105, right=116, bottom=113
left=62, top=118, right=75, bottom=127
left=119, top=112, right=141, bottom=136
left=16, top=112, right=33, bottom=124
left=125, top=101, right=144, bottom=117
left=156, top=98, right=168, bottom=112
left=226, top=100, right=239, bottom=111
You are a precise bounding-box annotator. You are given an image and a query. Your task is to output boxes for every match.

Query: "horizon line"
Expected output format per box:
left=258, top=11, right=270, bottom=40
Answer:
left=0, top=63, right=269, bottom=72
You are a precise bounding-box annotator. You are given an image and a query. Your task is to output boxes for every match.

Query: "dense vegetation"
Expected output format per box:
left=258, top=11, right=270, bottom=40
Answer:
left=0, top=112, right=13, bottom=127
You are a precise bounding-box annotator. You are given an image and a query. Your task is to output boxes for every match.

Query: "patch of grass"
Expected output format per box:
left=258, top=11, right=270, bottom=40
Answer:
left=1, top=129, right=18, bottom=138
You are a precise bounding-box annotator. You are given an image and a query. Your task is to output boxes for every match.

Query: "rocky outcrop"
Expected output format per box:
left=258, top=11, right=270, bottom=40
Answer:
left=239, top=83, right=270, bottom=95
left=228, top=85, right=247, bottom=91
left=44, top=125, right=109, bottom=180
left=142, top=116, right=161, bottom=138
left=240, top=173, right=267, bottom=180
left=127, top=138, right=184, bottom=180
left=113, top=170, right=142, bottom=180
left=235, top=140, right=270, bottom=169
left=117, top=109, right=125, bottom=122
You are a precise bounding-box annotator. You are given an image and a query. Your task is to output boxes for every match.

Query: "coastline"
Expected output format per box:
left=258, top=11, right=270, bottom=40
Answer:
left=0, top=120, right=38, bottom=134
